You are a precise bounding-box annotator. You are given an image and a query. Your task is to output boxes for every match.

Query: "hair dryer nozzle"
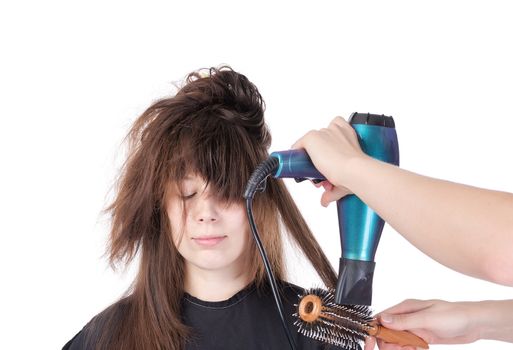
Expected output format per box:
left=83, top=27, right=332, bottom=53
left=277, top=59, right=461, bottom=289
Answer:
left=335, top=258, right=375, bottom=305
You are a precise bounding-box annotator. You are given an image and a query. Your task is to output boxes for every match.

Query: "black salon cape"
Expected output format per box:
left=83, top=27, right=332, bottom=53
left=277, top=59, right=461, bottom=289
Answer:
left=62, top=280, right=361, bottom=350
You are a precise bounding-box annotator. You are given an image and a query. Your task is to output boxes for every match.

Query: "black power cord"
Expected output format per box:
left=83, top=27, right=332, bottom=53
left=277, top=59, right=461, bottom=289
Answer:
left=244, top=157, right=297, bottom=350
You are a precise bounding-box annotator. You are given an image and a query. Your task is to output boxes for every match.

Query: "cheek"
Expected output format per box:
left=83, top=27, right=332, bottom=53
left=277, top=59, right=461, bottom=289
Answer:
left=166, top=207, right=186, bottom=247
left=225, top=207, right=249, bottom=237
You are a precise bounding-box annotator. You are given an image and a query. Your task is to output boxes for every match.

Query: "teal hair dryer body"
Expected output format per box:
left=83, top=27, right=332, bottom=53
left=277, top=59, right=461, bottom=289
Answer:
left=270, top=112, right=399, bottom=305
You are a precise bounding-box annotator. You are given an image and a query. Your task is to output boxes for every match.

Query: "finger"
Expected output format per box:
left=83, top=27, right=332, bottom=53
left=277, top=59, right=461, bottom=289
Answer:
left=364, top=336, right=376, bottom=350
left=310, top=179, right=322, bottom=188
left=321, top=181, right=333, bottom=191
left=378, top=311, right=427, bottom=331
left=310, top=180, right=332, bottom=189
left=376, top=339, right=406, bottom=350
left=290, top=137, right=303, bottom=150
left=329, top=115, right=349, bottom=128
left=320, top=189, right=337, bottom=207
left=320, top=186, right=349, bottom=207
left=376, top=339, right=397, bottom=350
left=291, top=129, right=318, bottom=150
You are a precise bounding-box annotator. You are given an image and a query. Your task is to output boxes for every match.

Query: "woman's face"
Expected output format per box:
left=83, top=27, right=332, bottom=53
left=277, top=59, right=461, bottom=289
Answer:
left=166, top=173, right=251, bottom=273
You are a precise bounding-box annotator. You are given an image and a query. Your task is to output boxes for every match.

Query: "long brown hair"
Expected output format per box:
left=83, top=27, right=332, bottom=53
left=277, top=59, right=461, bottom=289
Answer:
left=83, top=65, right=337, bottom=349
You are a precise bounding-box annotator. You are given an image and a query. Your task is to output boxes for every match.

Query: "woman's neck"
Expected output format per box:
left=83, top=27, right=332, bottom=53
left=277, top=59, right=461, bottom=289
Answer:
left=183, top=260, right=253, bottom=302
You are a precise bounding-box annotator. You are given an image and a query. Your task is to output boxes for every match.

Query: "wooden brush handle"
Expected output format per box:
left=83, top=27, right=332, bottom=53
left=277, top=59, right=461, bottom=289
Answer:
left=368, top=322, right=429, bottom=349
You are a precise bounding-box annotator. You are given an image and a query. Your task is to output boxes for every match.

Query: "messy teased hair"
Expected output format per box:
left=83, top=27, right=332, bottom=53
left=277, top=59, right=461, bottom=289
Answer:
left=82, top=65, right=337, bottom=350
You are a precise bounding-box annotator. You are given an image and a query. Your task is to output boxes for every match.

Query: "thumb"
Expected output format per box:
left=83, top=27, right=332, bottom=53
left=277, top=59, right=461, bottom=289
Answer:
left=379, top=313, right=424, bottom=331
left=364, top=336, right=376, bottom=350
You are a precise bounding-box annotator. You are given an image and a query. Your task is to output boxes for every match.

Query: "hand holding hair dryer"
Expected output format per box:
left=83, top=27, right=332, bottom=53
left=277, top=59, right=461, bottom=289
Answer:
left=270, top=112, right=399, bottom=305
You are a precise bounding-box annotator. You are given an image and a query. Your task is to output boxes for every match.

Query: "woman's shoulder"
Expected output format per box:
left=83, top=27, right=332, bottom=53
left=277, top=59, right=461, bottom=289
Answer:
left=62, top=296, right=132, bottom=350
left=276, top=279, right=309, bottom=304
left=62, top=327, right=86, bottom=350
left=279, top=280, right=307, bottom=293
left=62, top=316, right=96, bottom=350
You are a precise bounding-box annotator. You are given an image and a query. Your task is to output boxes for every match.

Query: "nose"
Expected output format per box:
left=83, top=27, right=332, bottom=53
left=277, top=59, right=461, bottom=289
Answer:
left=198, top=216, right=216, bottom=223
left=194, top=193, right=219, bottom=223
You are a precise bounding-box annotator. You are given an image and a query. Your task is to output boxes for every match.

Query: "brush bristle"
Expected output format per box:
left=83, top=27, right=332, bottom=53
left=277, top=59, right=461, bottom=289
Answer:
left=292, top=287, right=374, bottom=349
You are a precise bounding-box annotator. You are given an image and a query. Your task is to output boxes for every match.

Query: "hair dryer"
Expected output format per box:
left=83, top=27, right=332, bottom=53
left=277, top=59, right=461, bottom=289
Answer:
left=268, top=112, right=399, bottom=305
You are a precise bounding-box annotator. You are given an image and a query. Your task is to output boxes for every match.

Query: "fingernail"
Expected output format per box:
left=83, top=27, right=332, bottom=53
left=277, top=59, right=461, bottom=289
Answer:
left=380, top=314, right=393, bottom=323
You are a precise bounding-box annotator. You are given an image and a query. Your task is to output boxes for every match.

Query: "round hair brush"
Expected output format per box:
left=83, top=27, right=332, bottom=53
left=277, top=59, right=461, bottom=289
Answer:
left=293, top=287, right=429, bottom=349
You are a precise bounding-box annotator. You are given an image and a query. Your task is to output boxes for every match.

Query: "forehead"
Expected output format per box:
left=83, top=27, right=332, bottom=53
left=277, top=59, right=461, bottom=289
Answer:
left=181, top=173, right=206, bottom=184
left=172, top=173, right=210, bottom=194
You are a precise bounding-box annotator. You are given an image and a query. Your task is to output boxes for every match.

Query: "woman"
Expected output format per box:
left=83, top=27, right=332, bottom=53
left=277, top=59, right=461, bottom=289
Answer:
left=62, top=66, right=349, bottom=350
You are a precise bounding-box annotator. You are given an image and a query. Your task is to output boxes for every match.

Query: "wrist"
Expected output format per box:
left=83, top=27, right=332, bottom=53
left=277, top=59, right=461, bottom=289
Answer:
left=332, top=154, right=376, bottom=190
left=476, top=300, right=513, bottom=342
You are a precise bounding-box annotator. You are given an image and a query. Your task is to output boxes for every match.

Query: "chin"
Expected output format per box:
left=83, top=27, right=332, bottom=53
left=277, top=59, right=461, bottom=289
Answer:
left=190, top=253, right=241, bottom=271
left=193, top=260, right=231, bottom=271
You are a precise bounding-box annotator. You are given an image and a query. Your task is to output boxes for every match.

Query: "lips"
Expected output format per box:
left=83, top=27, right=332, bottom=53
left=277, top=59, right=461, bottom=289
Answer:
left=193, top=235, right=227, bottom=247
left=194, top=235, right=227, bottom=240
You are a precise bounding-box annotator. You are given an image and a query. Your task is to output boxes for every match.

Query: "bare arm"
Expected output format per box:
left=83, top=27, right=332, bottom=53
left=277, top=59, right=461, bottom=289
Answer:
left=344, top=155, right=513, bottom=285
left=292, top=116, right=513, bottom=286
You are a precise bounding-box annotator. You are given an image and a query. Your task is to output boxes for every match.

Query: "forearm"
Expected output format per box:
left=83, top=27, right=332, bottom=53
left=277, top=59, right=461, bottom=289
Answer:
left=475, top=300, right=513, bottom=342
left=341, top=156, right=513, bottom=285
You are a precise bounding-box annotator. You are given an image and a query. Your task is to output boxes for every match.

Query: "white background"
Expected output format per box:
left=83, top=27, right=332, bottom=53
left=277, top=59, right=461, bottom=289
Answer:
left=1, top=1, right=512, bottom=349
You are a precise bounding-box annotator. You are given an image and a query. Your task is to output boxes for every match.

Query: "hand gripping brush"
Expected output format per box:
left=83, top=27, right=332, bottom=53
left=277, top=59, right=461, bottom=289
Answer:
left=294, top=287, right=428, bottom=349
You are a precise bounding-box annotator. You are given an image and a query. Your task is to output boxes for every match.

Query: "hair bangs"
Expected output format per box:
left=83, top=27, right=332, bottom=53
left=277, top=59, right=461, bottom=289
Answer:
left=167, top=115, right=263, bottom=205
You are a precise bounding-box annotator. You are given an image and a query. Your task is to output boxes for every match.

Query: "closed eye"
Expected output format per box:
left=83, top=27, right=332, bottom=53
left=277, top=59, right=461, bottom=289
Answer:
left=181, top=192, right=196, bottom=200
